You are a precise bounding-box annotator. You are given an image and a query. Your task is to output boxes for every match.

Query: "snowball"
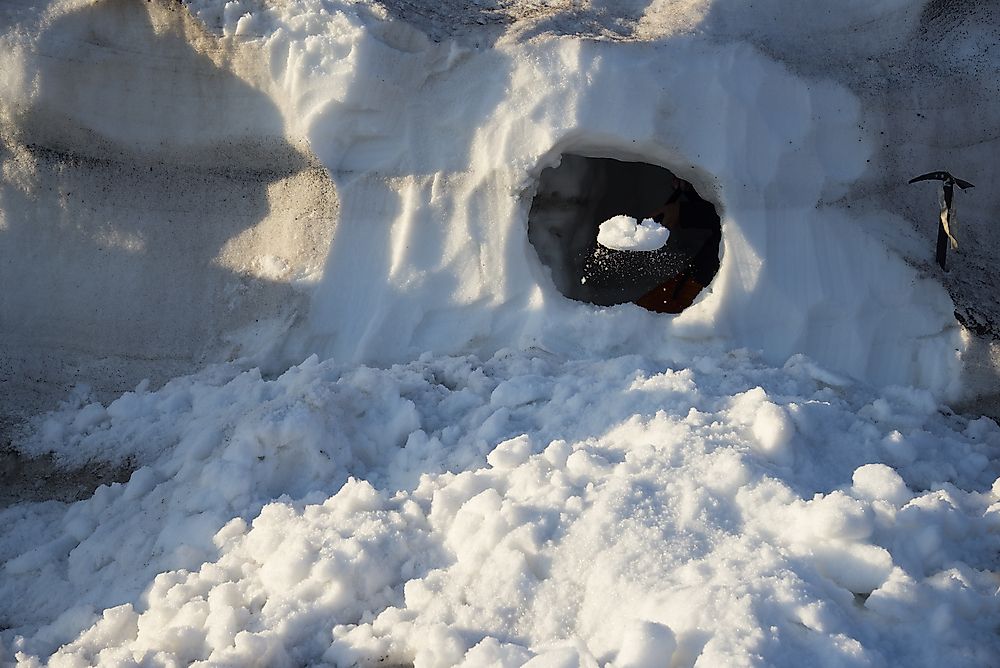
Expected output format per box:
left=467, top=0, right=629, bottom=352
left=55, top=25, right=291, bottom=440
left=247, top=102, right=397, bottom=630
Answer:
left=596, top=216, right=670, bottom=251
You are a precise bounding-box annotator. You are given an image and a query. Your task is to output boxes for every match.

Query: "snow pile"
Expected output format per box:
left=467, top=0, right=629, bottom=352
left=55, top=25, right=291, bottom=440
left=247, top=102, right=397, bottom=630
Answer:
left=282, top=13, right=964, bottom=395
left=596, top=216, right=669, bottom=252
left=3, top=348, right=999, bottom=665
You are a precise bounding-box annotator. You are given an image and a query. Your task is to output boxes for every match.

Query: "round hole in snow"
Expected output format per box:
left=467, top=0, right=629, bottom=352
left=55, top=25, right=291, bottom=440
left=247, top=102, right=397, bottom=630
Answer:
left=527, top=155, right=722, bottom=313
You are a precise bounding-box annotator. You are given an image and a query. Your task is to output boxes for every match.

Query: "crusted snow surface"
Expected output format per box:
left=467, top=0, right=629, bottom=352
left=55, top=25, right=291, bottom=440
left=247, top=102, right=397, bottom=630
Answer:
left=3, top=348, right=999, bottom=666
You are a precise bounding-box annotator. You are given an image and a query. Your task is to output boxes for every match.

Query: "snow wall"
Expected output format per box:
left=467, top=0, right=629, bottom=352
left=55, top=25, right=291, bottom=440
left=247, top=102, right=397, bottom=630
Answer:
left=2, top=0, right=996, bottom=415
left=0, top=0, right=339, bottom=418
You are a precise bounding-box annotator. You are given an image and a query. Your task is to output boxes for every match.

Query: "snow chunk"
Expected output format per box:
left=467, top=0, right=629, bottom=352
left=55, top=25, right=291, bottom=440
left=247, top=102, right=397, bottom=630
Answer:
left=3, top=347, right=998, bottom=665
left=751, top=401, right=796, bottom=464
left=523, top=644, right=597, bottom=668
left=488, top=434, right=533, bottom=470
left=812, top=542, right=894, bottom=594
left=615, top=620, right=677, bottom=668
left=805, top=492, right=874, bottom=541
left=490, top=375, right=550, bottom=408
left=461, top=637, right=534, bottom=667
left=597, top=216, right=670, bottom=252
left=731, top=387, right=795, bottom=464
left=544, top=439, right=571, bottom=468
left=852, top=464, right=912, bottom=507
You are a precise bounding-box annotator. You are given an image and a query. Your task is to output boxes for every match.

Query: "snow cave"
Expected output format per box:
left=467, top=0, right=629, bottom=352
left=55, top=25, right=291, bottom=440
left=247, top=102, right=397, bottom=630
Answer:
left=527, top=154, right=722, bottom=311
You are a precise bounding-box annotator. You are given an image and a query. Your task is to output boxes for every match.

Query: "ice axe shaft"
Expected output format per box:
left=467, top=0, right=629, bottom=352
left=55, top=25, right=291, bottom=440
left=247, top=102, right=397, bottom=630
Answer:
left=908, top=171, right=974, bottom=271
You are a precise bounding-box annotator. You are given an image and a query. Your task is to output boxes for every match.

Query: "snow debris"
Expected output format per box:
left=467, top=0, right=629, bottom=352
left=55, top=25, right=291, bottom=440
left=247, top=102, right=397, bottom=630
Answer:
left=2, top=348, right=998, bottom=665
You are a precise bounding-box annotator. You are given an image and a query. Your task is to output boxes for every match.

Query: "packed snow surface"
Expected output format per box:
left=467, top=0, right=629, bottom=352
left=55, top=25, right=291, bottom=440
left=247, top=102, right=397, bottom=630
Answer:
left=1, top=0, right=1000, bottom=666
left=596, top=216, right=669, bottom=252
left=5, top=0, right=996, bottom=404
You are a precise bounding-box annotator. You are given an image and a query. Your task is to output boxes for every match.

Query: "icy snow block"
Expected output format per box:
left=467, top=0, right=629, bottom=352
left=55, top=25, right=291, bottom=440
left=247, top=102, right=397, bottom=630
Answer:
left=597, top=216, right=669, bottom=252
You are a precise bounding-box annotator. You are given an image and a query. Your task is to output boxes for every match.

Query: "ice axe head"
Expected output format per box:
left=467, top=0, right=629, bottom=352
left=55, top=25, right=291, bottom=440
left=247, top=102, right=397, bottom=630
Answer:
left=908, top=171, right=975, bottom=190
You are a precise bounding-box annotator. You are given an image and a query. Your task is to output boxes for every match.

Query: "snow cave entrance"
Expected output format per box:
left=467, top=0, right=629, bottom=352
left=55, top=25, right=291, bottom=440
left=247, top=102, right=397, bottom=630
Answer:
left=527, top=154, right=722, bottom=312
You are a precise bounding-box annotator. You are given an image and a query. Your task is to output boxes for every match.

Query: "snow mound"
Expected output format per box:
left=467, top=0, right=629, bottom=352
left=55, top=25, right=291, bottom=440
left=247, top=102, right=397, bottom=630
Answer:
left=2, top=348, right=999, bottom=665
left=0, top=0, right=984, bottom=409
left=597, top=216, right=669, bottom=252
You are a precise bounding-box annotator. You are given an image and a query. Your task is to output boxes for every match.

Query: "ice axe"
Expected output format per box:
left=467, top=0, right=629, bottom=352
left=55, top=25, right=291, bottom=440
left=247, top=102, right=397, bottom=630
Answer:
left=908, top=171, right=974, bottom=271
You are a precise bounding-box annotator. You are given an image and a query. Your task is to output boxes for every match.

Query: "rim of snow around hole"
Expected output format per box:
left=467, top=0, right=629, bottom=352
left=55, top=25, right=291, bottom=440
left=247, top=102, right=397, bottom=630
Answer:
left=526, top=153, right=722, bottom=311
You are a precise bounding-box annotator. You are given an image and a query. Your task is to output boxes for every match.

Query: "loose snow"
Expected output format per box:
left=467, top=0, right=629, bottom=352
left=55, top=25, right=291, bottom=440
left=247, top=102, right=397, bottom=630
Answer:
left=3, top=349, right=999, bottom=666
left=1, top=0, right=998, bottom=666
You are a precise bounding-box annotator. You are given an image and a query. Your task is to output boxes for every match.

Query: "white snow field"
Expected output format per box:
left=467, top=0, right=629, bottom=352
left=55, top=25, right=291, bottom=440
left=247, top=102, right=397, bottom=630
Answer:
left=1, top=0, right=999, bottom=666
